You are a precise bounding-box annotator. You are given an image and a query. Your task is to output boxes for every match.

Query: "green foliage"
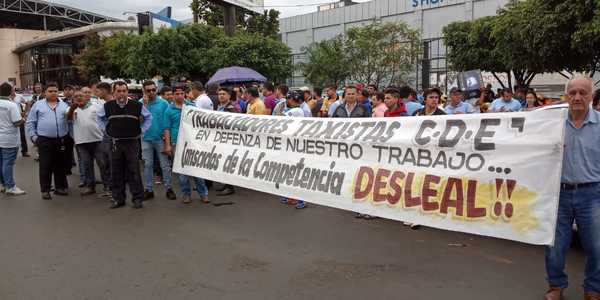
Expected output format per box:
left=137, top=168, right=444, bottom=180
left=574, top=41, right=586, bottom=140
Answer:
left=344, top=22, right=421, bottom=87
left=188, top=0, right=279, bottom=37
left=300, top=21, right=421, bottom=88
left=443, top=0, right=600, bottom=87
left=300, top=36, right=349, bottom=88
left=73, top=24, right=292, bottom=83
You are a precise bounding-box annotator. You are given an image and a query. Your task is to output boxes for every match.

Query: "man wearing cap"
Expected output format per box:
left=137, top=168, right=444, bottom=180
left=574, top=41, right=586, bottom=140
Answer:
left=490, top=88, right=522, bottom=113
left=445, top=87, right=474, bottom=115
left=544, top=76, right=600, bottom=300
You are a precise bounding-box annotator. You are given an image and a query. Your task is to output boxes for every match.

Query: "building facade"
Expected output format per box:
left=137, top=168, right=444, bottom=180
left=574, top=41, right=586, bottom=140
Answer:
left=278, top=0, right=509, bottom=90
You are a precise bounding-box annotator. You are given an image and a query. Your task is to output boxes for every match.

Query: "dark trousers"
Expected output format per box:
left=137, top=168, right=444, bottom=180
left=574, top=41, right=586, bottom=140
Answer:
left=37, top=136, right=68, bottom=193
left=99, top=139, right=112, bottom=190
left=19, top=124, right=28, bottom=154
left=76, top=142, right=108, bottom=188
left=64, top=135, right=75, bottom=173
left=111, top=139, right=144, bottom=204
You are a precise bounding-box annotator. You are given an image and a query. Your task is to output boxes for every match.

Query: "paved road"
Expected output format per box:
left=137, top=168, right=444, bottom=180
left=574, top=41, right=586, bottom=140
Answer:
left=0, top=155, right=586, bottom=300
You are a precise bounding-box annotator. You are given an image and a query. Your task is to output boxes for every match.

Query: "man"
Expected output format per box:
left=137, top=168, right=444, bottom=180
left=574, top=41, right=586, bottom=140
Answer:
left=309, top=87, right=324, bottom=117
left=413, top=88, right=447, bottom=116
left=28, top=82, right=44, bottom=110
left=213, top=87, right=240, bottom=196
left=9, top=86, right=29, bottom=157
left=233, top=86, right=247, bottom=113
left=515, top=86, right=529, bottom=108
left=359, top=89, right=372, bottom=116
left=26, top=82, right=70, bottom=199
left=262, top=82, right=277, bottom=115
left=490, top=88, right=522, bottom=112
left=322, top=85, right=341, bottom=117
left=191, top=81, right=214, bottom=111
left=397, top=86, right=423, bottom=116
left=272, top=85, right=290, bottom=116
left=0, top=83, right=26, bottom=195
left=94, top=82, right=113, bottom=197
left=97, top=81, right=152, bottom=209
left=245, top=87, right=266, bottom=115
left=445, top=87, right=475, bottom=115
left=332, top=86, right=370, bottom=118
left=159, top=86, right=174, bottom=103
left=67, top=89, right=107, bottom=196
left=544, top=76, right=600, bottom=300
left=139, top=81, right=176, bottom=200
left=367, top=84, right=378, bottom=98
left=299, top=87, right=313, bottom=117
left=383, top=88, right=407, bottom=117
left=165, top=85, right=209, bottom=204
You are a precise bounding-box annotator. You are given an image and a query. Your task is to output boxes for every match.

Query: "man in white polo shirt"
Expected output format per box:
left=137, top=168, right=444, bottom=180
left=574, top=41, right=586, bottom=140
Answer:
left=0, top=82, right=26, bottom=195
left=67, top=89, right=107, bottom=196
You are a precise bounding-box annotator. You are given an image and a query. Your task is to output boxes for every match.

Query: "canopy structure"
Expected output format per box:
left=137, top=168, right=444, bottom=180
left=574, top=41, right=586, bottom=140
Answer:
left=207, top=66, right=267, bottom=86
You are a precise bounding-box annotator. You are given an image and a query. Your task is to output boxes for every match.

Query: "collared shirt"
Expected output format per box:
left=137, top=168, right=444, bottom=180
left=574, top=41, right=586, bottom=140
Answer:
left=403, top=100, right=424, bottom=116
left=140, top=97, right=170, bottom=142
left=26, top=99, right=69, bottom=140
left=490, top=98, right=522, bottom=112
left=445, top=101, right=474, bottom=115
left=561, top=109, right=600, bottom=184
left=96, top=100, right=152, bottom=134
left=165, top=101, right=193, bottom=145
left=195, top=93, right=214, bottom=110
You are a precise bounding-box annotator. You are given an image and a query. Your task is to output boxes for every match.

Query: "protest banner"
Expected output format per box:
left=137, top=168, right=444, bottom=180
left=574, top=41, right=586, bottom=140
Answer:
left=173, top=107, right=567, bottom=245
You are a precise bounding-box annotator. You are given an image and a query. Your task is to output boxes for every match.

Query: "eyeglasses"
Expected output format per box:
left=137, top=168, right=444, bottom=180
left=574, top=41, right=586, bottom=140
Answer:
left=145, top=88, right=156, bottom=93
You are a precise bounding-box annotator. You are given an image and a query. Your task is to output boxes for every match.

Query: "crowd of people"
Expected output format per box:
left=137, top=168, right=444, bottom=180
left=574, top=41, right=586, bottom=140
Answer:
left=0, top=76, right=599, bottom=299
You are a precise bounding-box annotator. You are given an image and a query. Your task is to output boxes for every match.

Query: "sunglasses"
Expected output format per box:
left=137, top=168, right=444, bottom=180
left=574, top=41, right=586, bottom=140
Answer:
left=145, top=88, right=157, bottom=93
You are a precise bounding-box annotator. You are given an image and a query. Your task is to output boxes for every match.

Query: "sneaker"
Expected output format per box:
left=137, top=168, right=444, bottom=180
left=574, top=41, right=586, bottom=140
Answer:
left=6, top=186, right=26, bottom=195
left=280, top=198, right=288, bottom=204
left=143, top=191, right=154, bottom=200
left=182, top=195, right=192, bottom=204
left=0, top=185, right=5, bottom=193
left=80, top=187, right=96, bottom=196
left=166, top=189, right=177, bottom=200
left=295, top=201, right=307, bottom=209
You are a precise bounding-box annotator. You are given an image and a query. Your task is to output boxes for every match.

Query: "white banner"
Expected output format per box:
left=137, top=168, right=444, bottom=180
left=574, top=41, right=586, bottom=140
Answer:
left=174, top=107, right=567, bottom=245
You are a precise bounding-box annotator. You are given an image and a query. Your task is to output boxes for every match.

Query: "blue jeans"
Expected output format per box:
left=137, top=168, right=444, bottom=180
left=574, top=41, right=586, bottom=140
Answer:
left=545, top=183, right=600, bottom=293
left=0, top=147, right=18, bottom=189
left=141, top=140, right=172, bottom=191
left=178, top=174, right=208, bottom=197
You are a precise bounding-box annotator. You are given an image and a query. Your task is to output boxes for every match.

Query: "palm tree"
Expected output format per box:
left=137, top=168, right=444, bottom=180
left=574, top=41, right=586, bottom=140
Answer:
left=190, top=0, right=201, bottom=23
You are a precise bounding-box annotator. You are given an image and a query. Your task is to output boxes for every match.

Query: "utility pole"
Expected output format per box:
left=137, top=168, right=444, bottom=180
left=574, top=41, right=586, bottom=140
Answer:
left=223, top=2, right=236, bottom=36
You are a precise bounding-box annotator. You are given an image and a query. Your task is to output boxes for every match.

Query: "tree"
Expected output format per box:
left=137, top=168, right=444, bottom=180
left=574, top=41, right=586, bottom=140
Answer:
left=190, top=0, right=201, bottom=24
left=299, top=36, right=349, bottom=87
left=72, top=24, right=292, bottom=84
left=246, top=9, right=280, bottom=38
left=443, top=16, right=510, bottom=88
left=444, top=0, right=599, bottom=88
left=344, top=22, right=421, bottom=87
left=73, top=34, right=109, bottom=83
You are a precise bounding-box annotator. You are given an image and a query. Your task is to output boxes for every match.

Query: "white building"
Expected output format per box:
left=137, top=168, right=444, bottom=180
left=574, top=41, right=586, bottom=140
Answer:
left=278, top=0, right=595, bottom=96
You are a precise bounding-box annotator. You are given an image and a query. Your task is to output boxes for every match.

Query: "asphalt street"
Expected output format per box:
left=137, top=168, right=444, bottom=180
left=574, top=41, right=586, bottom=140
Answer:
left=0, top=154, right=586, bottom=300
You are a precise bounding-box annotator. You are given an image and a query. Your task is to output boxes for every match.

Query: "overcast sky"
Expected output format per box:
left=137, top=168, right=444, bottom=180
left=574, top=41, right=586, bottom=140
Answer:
left=49, top=0, right=370, bottom=20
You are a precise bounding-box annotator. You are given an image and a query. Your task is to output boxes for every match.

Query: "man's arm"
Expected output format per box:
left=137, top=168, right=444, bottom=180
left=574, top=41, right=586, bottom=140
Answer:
left=10, top=103, right=23, bottom=127
left=140, top=106, right=153, bottom=133
left=25, top=102, right=38, bottom=142
left=96, top=105, right=108, bottom=133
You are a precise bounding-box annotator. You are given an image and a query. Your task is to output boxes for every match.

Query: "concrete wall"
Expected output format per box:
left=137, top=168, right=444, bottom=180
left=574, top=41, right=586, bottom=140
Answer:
left=0, top=28, right=46, bottom=88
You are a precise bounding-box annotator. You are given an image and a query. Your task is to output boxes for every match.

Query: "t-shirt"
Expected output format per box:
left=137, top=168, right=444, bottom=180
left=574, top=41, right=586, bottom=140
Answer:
left=372, top=103, right=388, bottom=117
left=300, top=102, right=312, bottom=117
left=284, top=107, right=305, bottom=117
left=72, top=103, right=103, bottom=144
left=164, top=101, right=193, bottom=145
left=0, top=98, right=22, bottom=148
left=247, top=99, right=266, bottom=115
left=444, top=101, right=474, bottom=115
left=404, top=100, right=424, bottom=116
left=263, top=95, right=277, bottom=111
left=490, top=98, right=522, bottom=112
left=195, top=94, right=214, bottom=110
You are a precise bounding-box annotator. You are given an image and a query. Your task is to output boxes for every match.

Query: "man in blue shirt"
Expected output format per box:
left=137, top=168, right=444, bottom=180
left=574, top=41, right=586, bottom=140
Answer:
left=445, top=87, right=475, bottom=114
left=490, top=88, right=522, bottom=112
left=25, top=82, right=70, bottom=199
left=139, top=81, right=176, bottom=201
left=544, top=76, right=600, bottom=300
left=398, top=86, right=423, bottom=116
